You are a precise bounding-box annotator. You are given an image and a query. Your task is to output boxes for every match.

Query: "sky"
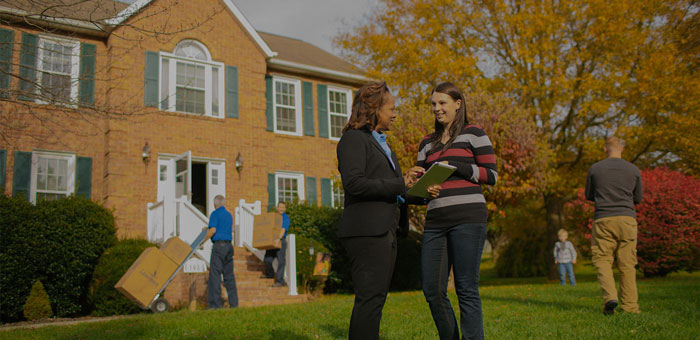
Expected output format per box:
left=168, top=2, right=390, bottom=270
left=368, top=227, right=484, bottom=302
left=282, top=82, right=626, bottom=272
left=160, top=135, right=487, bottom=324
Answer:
left=119, top=0, right=380, bottom=57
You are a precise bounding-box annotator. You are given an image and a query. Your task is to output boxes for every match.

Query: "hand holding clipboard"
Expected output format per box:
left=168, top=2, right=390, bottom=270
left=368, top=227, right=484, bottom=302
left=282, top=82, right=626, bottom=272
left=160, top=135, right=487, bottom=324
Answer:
left=406, top=162, right=456, bottom=198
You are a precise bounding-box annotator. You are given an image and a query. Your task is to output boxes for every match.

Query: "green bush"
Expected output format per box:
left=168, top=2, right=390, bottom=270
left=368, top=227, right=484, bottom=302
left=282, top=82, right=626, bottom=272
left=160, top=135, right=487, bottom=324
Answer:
left=285, top=202, right=351, bottom=292
left=23, top=281, right=52, bottom=320
left=88, top=238, right=154, bottom=316
left=294, top=235, right=329, bottom=295
left=492, top=201, right=550, bottom=278
left=0, top=194, right=117, bottom=322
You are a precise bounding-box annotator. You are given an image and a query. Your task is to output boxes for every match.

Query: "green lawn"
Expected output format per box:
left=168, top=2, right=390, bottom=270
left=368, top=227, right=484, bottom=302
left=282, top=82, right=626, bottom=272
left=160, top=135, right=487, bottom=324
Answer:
left=3, top=260, right=699, bottom=340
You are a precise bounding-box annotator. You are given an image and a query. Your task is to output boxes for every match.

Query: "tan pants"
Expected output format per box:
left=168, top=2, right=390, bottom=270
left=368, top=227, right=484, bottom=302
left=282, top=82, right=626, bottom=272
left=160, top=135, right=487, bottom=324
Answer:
left=591, top=216, right=640, bottom=313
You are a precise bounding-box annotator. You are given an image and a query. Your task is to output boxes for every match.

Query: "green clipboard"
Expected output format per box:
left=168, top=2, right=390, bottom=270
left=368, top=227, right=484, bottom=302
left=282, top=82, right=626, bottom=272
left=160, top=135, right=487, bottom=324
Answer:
left=406, top=162, right=457, bottom=198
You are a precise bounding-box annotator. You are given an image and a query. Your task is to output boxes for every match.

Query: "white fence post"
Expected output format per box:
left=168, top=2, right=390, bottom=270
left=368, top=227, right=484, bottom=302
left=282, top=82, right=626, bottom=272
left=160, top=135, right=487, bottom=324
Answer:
left=285, top=234, right=298, bottom=296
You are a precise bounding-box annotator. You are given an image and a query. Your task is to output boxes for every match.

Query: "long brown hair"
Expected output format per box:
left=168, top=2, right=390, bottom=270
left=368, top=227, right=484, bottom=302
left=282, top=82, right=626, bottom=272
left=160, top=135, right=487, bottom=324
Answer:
left=342, top=81, right=391, bottom=133
left=429, top=82, right=470, bottom=153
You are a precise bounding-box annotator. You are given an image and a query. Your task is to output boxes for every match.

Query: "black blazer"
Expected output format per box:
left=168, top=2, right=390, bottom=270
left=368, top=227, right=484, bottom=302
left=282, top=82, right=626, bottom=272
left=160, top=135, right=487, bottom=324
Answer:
left=337, top=128, right=409, bottom=238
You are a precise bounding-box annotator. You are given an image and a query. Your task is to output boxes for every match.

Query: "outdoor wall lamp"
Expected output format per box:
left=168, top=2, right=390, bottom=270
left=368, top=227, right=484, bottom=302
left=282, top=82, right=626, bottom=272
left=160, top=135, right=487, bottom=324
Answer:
left=309, top=246, right=315, bottom=256
left=235, top=152, right=243, bottom=175
left=141, top=142, right=151, bottom=164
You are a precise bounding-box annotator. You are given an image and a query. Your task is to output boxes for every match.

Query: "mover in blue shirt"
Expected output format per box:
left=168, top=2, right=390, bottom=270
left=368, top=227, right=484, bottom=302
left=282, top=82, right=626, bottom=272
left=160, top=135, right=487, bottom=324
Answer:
left=262, top=201, right=290, bottom=287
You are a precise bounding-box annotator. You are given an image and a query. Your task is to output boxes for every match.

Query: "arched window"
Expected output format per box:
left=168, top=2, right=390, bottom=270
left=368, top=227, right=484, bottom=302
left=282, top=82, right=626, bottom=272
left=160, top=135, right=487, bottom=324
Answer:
left=158, top=40, right=224, bottom=117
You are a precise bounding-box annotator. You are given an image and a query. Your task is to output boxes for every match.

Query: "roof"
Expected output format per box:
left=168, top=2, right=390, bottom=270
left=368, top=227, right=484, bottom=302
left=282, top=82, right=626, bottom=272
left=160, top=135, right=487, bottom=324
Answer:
left=0, top=0, right=368, bottom=84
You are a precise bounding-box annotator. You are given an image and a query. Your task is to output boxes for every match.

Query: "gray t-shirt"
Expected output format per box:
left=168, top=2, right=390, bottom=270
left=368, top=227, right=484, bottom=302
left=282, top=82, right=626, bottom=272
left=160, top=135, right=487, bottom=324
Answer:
left=585, top=158, right=643, bottom=219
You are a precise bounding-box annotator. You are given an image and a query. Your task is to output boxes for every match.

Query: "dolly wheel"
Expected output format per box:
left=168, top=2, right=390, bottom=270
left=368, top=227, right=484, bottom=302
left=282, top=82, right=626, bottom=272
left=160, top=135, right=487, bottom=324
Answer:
left=151, top=298, right=170, bottom=313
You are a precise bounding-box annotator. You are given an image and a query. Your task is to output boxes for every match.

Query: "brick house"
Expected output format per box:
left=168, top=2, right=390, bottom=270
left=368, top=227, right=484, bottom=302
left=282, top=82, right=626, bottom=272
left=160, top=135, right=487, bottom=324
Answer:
left=0, top=0, right=366, bottom=307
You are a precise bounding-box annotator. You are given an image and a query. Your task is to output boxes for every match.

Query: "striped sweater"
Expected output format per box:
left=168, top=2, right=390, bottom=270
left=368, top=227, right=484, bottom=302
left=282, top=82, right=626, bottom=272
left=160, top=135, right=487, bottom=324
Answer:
left=416, top=125, right=497, bottom=228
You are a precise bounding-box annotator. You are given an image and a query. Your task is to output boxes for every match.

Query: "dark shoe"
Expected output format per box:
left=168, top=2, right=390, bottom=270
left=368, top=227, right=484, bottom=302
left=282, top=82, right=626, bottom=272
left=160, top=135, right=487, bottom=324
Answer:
left=272, top=282, right=286, bottom=287
left=603, top=300, right=618, bottom=315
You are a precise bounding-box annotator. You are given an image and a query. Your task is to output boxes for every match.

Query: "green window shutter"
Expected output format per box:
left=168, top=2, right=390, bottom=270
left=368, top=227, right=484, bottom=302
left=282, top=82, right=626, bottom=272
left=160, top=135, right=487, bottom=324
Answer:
left=18, top=32, right=38, bottom=101
left=0, top=150, right=6, bottom=191
left=79, top=43, right=96, bottom=107
left=302, top=81, right=314, bottom=136
left=12, top=151, right=32, bottom=200
left=267, top=173, right=276, bottom=211
left=317, top=84, right=328, bottom=138
left=265, top=75, right=273, bottom=131
left=144, top=51, right=159, bottom=107
left=305, top=177, right=317, bottom=205
left=0, top=28, right=14, bottom=98
left=75, top=157, right=92, bottom=199
left=225, top=65, right=238, bottom=118
left=321, top=178, right=332, bottom=207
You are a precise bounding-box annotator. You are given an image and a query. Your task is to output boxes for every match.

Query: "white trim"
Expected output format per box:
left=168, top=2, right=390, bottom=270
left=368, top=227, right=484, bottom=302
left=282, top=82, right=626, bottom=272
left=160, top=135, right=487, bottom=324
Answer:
left=272, top=76, right=303, bottom=136
left=30, top=151, right=76, bottom=203
left=35, top=35, right=80, bottom=106
left=268, top=58, right=371, bottom=84
left=274, top=172, right=305, bottom=204
left=0, top=6, right=107, bottom=35
left=330, top=179, right=344, bottom=208
left=105, top=0, right=276, bottom=58
left=157, top=153, right=226, bottom=162
left=327, top=86, right=352, bottom=141
left=159, top=45, right=225, bottom=118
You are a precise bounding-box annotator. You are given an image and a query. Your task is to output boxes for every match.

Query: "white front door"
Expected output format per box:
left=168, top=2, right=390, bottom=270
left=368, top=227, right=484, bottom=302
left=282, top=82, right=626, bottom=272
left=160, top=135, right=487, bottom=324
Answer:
left=173, top=151, right=192, bottom=201
left=207, top=161, right=226, bottom=215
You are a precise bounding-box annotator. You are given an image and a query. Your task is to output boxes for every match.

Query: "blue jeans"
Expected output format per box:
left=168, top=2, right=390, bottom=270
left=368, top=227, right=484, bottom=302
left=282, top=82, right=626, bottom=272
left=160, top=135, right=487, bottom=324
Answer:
left=422, top=223, right=487, bottom=340
left=208, top=241, right=238, bottom=308
left=558, top=262, right=576, bottom=286
left=264, top=238, right=287, bottom=285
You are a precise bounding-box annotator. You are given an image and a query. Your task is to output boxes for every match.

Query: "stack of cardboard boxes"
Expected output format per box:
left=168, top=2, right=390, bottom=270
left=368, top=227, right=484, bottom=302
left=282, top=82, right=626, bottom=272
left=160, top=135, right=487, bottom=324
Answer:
left=115, top=236, right=193, bottom=309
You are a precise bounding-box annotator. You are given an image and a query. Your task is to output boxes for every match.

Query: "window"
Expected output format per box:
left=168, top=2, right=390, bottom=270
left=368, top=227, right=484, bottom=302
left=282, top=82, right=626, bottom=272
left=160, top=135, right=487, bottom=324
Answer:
left=275, top=172, right=305, bottom=203
left=30, top=152, right=75, bottom=202
left=328, top=87, right=351, bottom=140
left=273, top=77, right=302, bottom=135
left=37, top=36, right=79, bottom=104
left=159, top=40, right=224, bottom=118
left=332, top=180, right=345, bottom=207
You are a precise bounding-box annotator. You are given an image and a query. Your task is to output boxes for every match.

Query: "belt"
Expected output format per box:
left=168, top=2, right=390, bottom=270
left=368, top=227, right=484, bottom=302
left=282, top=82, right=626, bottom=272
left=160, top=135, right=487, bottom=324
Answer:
left=213, top=240, right=231, bottom=243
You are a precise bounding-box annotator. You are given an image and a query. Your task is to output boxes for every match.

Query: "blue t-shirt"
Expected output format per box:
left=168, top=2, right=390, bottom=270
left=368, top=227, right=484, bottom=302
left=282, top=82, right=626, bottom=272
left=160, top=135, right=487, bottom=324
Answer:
left=209, top=206, right=233, bottom=241
left=281, top=213, right=290, bottom=238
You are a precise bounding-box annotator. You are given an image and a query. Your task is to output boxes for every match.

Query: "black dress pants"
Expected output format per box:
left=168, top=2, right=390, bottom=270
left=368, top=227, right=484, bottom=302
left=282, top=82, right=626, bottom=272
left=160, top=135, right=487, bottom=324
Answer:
left=342, top=228, right=397, bottom=340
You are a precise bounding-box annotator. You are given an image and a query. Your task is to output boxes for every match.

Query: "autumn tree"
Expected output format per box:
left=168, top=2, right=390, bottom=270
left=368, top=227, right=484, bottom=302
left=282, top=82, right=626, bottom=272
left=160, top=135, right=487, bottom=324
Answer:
left=337, top=0, right=700, bottom=271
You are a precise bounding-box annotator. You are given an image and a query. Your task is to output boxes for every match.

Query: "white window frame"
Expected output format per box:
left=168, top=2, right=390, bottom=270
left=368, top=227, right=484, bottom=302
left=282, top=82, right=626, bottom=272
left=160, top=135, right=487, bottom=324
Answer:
left=331, top=179, right=344, bottom=208
left=36, top=35, right=80, bottom=106
left=158, top=41, right=225, bottom=118
left=29, top=151, right=76, bottom=203
left=275, top=171, right=305, bottom=204
left=273, top=76, right=303, bottom=136
left=327, top=86, right=352, bottom=141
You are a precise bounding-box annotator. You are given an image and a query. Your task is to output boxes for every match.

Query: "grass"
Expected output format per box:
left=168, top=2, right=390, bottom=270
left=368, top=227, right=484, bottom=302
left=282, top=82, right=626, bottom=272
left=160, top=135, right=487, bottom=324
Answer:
left=2, top=259, right=698, bottom=340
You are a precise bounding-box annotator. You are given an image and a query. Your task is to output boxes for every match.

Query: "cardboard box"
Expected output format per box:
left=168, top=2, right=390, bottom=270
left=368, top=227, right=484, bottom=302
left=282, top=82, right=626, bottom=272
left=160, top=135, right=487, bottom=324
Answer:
left=253, top=212, right=282, bottom=250
left=115, top=247, right=179, bottom=309
left=160, top=236, right=192, bottom=264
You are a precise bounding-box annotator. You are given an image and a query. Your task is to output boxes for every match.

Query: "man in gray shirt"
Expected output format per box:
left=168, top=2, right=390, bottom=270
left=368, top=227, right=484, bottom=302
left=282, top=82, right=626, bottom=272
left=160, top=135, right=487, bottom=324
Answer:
left=585, top=137, right=643, bottom=315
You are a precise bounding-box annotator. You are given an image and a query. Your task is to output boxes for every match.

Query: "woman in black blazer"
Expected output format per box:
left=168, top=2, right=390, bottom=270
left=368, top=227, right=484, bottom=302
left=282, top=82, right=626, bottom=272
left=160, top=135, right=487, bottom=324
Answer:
left=337, top=82, right=436, bottom=340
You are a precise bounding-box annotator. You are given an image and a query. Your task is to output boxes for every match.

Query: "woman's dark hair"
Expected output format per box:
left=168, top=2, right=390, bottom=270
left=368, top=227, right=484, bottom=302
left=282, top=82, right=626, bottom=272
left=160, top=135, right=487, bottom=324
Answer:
left=428, top=82, right=470, bottom=153
left=343, top=81, right=391, bottom=133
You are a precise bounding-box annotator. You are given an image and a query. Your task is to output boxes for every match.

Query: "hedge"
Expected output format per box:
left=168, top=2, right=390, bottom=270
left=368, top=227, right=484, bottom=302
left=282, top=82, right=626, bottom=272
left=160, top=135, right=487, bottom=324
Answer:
left=88, top=238, right=154, bottom=316
left=0, top=194, right=116, bottom=322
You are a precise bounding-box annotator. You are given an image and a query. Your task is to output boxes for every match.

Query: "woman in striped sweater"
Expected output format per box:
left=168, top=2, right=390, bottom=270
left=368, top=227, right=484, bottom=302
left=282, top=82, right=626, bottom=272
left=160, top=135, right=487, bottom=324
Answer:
left=415, top=82, right=497, bottom=340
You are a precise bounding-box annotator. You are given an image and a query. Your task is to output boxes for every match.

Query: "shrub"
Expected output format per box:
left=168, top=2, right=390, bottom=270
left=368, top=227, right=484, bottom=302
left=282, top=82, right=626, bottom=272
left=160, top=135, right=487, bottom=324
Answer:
left=566, top=168, right=700, bottom=277
left=88, top=238, right=154, bottom=316
left=494, top=202, right=550, bottom=277
left=294, top=235, right=329, bottom=295
left=285, top=202, right=350, bottom=292
left=0, top=195, right=116, bottom=322
left=23, top=281, right=52, bottom=320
